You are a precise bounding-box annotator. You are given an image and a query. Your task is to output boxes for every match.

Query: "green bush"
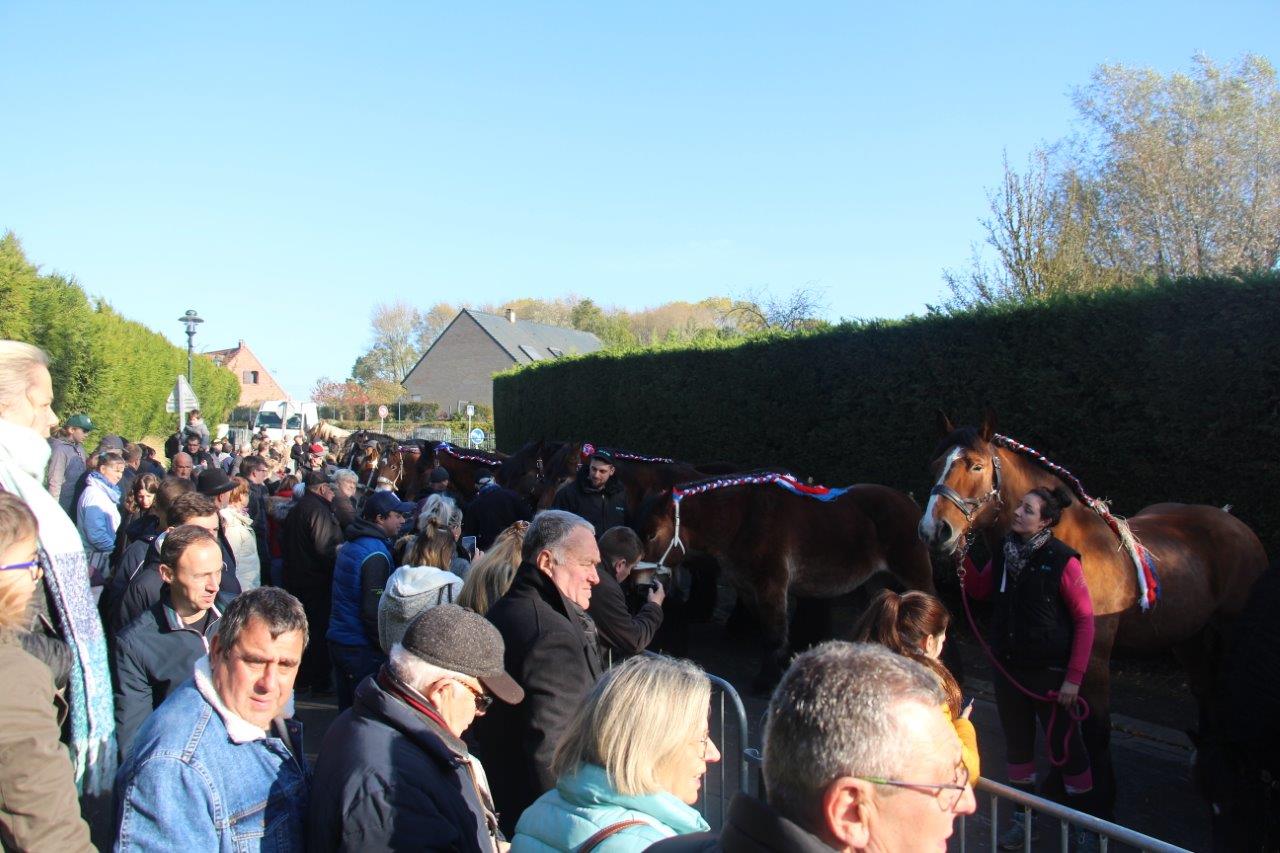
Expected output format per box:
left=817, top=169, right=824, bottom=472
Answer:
left=495, top=274, right=1280, bottom=554
left=0, top=233, right=240, bottom=438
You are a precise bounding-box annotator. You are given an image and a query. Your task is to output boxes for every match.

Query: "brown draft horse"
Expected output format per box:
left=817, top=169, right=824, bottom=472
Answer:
left=920, top=412, right=1268, bottom=816
left=497, top=439, right=566, bottom=510
left=427, top=442, right=507, bottom=501
left=638, top=474, right=935, bottom=684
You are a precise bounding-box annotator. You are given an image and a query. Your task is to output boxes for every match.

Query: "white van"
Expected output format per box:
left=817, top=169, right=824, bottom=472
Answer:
left=253, top=400, right=319, bottom=443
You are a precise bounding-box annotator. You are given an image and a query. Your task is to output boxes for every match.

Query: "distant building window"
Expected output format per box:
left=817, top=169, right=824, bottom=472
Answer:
left=242, top=370, right=259, bottom=384
left=548, top=347, right=564, bottom=358
left=518, top=345, right=544, bottom=361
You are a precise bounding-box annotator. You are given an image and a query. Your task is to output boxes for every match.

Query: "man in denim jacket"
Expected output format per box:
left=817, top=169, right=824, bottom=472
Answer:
left=114, top=587, right=311, bottom=851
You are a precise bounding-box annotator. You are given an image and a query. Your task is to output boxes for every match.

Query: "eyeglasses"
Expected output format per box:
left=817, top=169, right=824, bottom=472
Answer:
left=0, top=559, right=42, bottom=582
left=455, top=679, right=493, bottom=715
left=858, top=760, right=970, bottom=812
left=695, top=731, right=714, bottom=759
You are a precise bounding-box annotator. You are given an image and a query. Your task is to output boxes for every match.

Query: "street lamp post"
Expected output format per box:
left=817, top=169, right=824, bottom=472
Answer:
left=178, top=309, right=204, bottom=385
left=176, top=309, right=204, bottom=434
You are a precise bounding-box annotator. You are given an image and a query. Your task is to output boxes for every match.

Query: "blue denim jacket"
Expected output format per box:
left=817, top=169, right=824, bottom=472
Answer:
left=114, top=660, right=309, bottom=852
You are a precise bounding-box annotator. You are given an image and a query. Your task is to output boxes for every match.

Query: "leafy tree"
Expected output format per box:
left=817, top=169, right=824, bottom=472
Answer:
left=946, top=54, right=1280, bottom=307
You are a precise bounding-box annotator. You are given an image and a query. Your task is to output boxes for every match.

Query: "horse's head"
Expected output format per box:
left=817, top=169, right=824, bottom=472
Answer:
left=637, top=490, right=682, bottom=566
left=919, top=410, right=1005, bottom=556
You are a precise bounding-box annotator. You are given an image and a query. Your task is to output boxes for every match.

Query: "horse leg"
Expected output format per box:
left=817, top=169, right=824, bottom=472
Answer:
left=747, top=572, right=792, bottom=694
left=788, top=595, right=832, bottom=654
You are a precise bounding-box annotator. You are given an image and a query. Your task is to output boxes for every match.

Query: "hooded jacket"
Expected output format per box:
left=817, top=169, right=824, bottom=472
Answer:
left=550, top=464, right=628, bottom=537
left=377, top=564, right=465, bottom=653
left=45, top=435, right=87, bottom=516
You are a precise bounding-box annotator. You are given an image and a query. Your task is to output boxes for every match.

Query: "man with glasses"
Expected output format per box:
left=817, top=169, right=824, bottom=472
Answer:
left=309, top=604, right=524, bottom=853
left=473, top=509, right=603, bottom=836
left=651, top=642, right=976, bottom=852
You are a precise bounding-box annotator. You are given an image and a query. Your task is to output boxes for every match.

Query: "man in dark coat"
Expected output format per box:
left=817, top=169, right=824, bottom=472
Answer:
left=112, top=526, right=231, bottom=760
left=472, top=509, right=602, bottom=836
left=589, top=526, right=665, bottom=658
left=282, top=471, right=343, bottom=694
left=110, top=492, right=241, bottom=636
left=308, top=605, right=524, bottom=853
left=463, top=472, right=532, bottom=551
left=549, top=448, right=627, bottom=537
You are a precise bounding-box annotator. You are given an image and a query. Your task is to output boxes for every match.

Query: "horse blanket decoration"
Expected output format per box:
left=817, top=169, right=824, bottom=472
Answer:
left=992, top=433, right=1161, bottom=610
left=673, top=470, right=850, bottom=503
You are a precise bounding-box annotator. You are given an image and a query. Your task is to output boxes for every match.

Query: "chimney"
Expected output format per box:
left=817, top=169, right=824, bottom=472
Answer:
left=238, top=339, right=245, bottom=348
left=504, top=308, right=516, bottom=324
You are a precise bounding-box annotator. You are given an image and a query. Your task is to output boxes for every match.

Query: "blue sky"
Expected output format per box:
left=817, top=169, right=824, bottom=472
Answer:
left=2, top=3, right=1276, bottom=399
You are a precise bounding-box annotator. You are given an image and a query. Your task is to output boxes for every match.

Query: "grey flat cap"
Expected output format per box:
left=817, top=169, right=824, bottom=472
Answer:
left=400, top=604, right=524, bottom=705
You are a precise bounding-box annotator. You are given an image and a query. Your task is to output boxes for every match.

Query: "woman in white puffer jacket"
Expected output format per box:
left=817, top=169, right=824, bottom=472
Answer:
left=220, top=477, right=261, bottom=590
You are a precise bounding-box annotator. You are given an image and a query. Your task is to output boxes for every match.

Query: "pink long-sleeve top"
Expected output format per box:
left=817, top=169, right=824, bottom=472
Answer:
left=962, top=553, right=1095, bottom=685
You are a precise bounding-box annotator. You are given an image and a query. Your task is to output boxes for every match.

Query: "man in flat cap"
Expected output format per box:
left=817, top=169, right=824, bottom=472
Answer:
left=309, top=604, right=524, bottom=853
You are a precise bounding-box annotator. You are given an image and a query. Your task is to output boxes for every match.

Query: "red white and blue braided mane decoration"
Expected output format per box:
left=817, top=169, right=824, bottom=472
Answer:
left=654, top=470, right=850, bottom=568
left=580, top=443, right=675, bottom=464
left=993, top=434, right=1160, bottom=611
left=436, top=443, right=501, bottom=465
left=673, top=470, right=849, bottom=503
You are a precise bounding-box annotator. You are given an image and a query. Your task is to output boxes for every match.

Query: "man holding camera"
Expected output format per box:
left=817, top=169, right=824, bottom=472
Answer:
left=588, top=526, right=665, bottom=658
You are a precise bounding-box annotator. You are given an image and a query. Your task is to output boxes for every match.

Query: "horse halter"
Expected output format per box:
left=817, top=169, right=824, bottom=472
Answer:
left=930, top=452, right=1004, bottom=525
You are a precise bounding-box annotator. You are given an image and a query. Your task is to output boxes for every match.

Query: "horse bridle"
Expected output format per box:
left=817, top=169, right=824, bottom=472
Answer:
left=930, top=452, right=1004, bottom=525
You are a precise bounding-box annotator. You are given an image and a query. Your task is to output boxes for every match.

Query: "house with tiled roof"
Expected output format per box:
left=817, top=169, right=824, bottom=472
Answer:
left=205, top=340, right=289, bottom=405
left=402, top=309, right=602, bottom=413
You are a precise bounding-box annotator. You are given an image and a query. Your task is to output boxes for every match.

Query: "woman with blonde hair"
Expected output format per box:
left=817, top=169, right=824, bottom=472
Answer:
left=511, top=654, right=717, bottom=851
left=0, top=341, right=116, bottom=803
left=457, top=520, right=526, bottom=616
left=377, top=519, right=466, bottom=653
left=0, top=493, right=95, bottom=850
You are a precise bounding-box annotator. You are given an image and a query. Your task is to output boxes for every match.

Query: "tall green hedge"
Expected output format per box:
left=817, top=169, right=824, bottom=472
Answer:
left=495, top=274, right=1280, bottom=554
left=0, top=233, right=240, bottom=438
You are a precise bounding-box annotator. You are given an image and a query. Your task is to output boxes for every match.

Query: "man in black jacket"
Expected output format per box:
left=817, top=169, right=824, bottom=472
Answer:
left=550, top=448, right=627, bottom=537
left=472, top=509, right=602, bottom=835
left=648, top=643, right=976, bottom=853
left=309, top=604, right=524, bottom=853
left=110, top=492, right=241, bottom=636
left=240, top=455, right=273, bottom=573
left=463, top=472, right=532, bottom=551
left=589, top=526, right=664, bottom=658
left=282, top=471, right=343, bottom=694
left=113, top=526, right=231, bottom=760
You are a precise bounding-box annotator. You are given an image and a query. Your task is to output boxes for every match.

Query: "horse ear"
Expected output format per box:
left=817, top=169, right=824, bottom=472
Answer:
left=935, top=410, right=955, bottom=437
left=979, top=408, right=997, bottom=442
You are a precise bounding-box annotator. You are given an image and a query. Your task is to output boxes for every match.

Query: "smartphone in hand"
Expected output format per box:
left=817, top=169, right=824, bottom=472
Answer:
left=460, top=535, right=477, bottom=561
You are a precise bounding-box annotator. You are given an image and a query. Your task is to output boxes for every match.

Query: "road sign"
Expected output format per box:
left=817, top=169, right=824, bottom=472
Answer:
left=165, top=375, right=200, bottom=414
left=469, top=427, right=486, bottom=447
left=377, top=404, right=389, bottom=419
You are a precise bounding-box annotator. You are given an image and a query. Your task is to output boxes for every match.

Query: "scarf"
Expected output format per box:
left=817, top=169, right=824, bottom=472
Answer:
left=1002, top=527, right=1054, bottom=584
left=0, top=419, right=117, bottom=795
left=86, top=469, right=121, bottom=505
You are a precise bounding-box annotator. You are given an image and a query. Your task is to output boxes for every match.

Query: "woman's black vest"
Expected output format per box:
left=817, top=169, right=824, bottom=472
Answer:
left=989, top=536, right=1081, bottom=669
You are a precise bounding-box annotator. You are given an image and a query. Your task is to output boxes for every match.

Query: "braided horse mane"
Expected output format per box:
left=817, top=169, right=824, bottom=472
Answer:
left=992, top=433, right=1161, bottom=611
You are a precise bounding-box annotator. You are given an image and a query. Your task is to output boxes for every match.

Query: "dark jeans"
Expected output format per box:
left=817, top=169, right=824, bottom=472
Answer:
left=994, top=663, right=1091, bottom=779
left=295, top=589, right=332, bottom=692
left=329, top=641, right=387, bottom=712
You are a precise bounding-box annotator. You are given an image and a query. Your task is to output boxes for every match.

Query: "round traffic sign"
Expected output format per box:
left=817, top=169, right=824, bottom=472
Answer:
left=378, top=404, right=389, bottom=418
left=469, top=427, right=486, bottom=446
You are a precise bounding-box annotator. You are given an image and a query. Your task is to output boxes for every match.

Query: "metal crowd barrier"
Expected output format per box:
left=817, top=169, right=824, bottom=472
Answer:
left=960, top=778, right=1192, bottom=853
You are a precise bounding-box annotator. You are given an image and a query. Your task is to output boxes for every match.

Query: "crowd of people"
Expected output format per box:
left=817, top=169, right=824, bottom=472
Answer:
left=1, top=338, right=1005, bottom=852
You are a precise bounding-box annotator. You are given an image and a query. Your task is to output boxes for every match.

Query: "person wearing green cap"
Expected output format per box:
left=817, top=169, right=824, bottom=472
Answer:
left=46, top=413, right=93, bottom=516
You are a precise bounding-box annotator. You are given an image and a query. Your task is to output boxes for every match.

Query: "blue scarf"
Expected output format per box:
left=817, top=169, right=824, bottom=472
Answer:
left=87, top=469, right=122, bottom=505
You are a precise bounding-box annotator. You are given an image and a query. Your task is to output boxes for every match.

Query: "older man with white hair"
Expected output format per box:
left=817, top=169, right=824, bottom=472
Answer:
left=308, top=604, right=523, bottom=853
left=473, top=509, right=603, bottom=836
